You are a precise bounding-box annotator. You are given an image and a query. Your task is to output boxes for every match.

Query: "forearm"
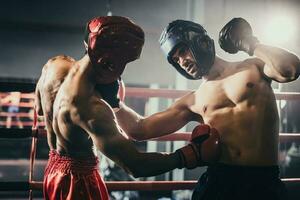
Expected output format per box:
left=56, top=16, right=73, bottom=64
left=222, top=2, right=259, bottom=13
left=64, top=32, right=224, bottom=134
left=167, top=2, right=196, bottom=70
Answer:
left=123, top=151, right=181, bottom=178
left=116, top=101, right=193, bottom=140
left=95, top=132, right=182, bottom=178
left=87, top=102, right=183, bottom=178
left=254, top=44, right=300, bottom=82
left=119, top=124, right=221, bottom=177
left=115, top=102, right=145, bottom=139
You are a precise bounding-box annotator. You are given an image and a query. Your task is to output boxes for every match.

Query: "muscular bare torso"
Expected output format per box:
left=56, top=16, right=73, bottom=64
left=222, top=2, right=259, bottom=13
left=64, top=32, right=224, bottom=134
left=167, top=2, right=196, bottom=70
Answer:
left=52, top=62, right=99, bottom=158
left=36, top=55, right=74, bottom=150
left=190, top=59, right=279, bottom=166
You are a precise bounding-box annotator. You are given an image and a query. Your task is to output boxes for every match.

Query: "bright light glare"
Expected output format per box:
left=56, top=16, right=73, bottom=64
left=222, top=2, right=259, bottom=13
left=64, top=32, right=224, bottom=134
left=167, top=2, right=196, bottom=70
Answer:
left=261, top=15, right=296, bottom=45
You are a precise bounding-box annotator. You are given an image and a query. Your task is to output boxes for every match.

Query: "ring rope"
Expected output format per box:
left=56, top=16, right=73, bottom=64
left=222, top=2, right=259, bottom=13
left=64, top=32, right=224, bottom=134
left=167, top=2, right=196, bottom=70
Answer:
left=0, top=179, right=299, bottom=191
left=0, top=112, right=41, bottom=118
left=0, top=128, right=299, bottom=142
left=1, top=80, right=300, bottom=194
left=1, top=81, right=300, bottom=100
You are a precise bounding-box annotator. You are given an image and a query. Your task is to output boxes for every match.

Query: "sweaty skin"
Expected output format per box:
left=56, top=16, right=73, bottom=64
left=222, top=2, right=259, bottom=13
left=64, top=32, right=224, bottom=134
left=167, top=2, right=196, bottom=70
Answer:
left=35, top=55, right=74, bottom=150
left=116, top=44, right=300, bottom=166
left=37, top=54, right=184, bottom=178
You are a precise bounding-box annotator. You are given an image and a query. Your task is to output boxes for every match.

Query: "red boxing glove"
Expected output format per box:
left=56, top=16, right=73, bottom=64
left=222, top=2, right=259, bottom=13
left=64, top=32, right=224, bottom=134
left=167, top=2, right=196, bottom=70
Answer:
left=176, top=124, right=221, bottom=169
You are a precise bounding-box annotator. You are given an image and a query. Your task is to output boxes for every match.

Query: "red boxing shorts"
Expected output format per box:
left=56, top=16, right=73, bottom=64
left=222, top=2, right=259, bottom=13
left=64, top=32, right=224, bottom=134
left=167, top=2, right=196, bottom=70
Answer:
left=43, top=150, right=109, bottom=200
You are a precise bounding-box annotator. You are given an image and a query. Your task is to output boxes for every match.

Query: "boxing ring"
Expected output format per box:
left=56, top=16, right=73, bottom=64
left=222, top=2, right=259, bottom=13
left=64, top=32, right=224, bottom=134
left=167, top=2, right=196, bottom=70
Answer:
left=0, top=79, right=300, bottom=198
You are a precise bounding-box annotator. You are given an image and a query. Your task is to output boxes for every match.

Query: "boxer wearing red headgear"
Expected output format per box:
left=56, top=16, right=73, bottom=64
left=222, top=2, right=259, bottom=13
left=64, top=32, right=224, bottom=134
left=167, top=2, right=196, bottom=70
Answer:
left=37, top=16, right=144, bottom=200
left=37, top=16, right=219, bottom=200
left=84, top=17, right=144, bottom=66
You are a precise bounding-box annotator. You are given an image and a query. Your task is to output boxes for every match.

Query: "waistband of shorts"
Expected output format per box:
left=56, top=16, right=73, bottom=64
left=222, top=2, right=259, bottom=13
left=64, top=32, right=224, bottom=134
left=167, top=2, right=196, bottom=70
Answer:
left=207, top=163, right=280, bottom=180
left=47, top=150, right=99, bottom=173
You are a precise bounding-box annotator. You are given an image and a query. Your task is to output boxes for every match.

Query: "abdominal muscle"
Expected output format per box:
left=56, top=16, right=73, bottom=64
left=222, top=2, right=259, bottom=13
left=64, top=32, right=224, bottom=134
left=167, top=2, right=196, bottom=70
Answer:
left=55, top=136, right=97, bottom=158
left=54, top=116, right=97, bottom=158
left=204, top=104, right=279, bottom=166
left=52, top=98, right=97, bottom=158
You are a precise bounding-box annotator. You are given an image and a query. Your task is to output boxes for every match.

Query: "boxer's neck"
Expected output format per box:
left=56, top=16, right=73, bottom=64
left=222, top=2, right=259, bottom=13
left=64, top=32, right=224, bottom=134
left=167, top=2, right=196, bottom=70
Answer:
left=77, top=54, right=98, bottom=84
left=202, top=56, right=229, bottom=81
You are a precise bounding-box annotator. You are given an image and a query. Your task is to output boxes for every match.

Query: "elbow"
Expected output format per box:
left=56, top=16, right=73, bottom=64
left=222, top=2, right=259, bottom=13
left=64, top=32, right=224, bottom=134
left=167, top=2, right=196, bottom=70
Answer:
left=125, top=166, right=146, bottom=178
left=123, top=158, right=153, bottom=178
left=130, top=170, right=143, bottom=178
left=117, top=156, right=147, bottom=178
left=271, top=53, right=300, bottom=82
left=35, top=104, right=44, bottom=116
left=130, top=131, right=156, bottom=141
left=129, top=132, right=149, bottom=141
left=293, top=61, right=300, bottom=80
left=276, top=61, right=300, bottom=82
left=283, top=56, right=300, bottom=81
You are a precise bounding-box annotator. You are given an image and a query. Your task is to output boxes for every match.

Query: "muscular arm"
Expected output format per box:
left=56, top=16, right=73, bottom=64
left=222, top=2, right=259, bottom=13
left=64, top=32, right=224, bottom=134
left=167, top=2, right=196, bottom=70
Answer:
left=35, top=87, right=43, bottom=116
left=115, top=92, right=199, bottom=141
left=35, top=69, right=45, bottom=116
left=254, top=44, right=300, bottom=82
left=78, top=100, right=182, bottom=178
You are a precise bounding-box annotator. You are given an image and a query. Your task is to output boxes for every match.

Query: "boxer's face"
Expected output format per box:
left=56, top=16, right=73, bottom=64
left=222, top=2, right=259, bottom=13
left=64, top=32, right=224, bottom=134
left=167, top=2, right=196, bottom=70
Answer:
left=172, top=45, right=202, bottom=79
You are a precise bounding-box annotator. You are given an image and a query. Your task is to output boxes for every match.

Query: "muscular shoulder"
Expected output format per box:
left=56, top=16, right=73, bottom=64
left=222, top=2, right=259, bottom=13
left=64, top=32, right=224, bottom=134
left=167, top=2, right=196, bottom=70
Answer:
left=47, top=55, right=75, bottom=63
left=36, top=55, right=76, bottom=109
left=242, top=58, right=271, bottom=82
left=43, top=55, right=75, bottom=74
left=243, top=58, right=265, bottom=68
left=39, top=55, right=75, bottom=87
left=172, top=91, right=195, bottom=108
left=170, top=91, right=200, bottom=121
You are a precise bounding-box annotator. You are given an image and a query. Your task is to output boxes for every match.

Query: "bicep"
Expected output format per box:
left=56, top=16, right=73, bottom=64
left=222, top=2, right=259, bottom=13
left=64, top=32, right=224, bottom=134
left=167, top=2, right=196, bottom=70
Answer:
left=34, top=66, right=46, bottom=116
left=92, top=126, right=141, bottom=172
left=80, top=104, right=141, bottom=169
left=35, top=88, right=43, bottom=116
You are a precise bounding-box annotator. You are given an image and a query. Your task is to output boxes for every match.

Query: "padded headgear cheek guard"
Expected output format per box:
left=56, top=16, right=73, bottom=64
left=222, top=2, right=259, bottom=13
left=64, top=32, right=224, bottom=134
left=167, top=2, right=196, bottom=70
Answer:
left=159, top=20, right=215, bottom=79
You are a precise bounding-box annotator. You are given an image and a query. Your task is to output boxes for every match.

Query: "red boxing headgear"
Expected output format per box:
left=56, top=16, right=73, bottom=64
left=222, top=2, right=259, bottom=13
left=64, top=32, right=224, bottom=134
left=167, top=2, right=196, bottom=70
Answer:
left=84, top=16, right=145, bottom=67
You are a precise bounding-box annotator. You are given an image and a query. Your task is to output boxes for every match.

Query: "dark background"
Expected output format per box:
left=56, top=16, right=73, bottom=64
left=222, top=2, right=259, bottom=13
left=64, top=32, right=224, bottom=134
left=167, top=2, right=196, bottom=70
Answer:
left=0, top=0, right=299, bottom=199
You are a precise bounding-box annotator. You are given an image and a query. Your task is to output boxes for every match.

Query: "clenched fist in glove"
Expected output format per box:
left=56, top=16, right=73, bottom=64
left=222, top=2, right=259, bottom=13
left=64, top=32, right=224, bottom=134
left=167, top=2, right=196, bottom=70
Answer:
left=219, top=17, right=259, bottom=56
left=176, top=124, right=221, bottom=169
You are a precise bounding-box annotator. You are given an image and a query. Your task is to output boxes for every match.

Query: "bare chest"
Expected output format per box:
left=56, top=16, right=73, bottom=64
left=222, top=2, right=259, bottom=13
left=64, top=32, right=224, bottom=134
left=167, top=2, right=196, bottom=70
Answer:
left=191, top=68, right=267, bottom=116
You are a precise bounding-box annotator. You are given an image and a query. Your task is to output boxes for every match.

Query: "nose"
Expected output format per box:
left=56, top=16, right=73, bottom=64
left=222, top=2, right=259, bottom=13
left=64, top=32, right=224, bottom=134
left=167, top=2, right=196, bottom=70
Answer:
left=177, top=57, right=185, bottom=67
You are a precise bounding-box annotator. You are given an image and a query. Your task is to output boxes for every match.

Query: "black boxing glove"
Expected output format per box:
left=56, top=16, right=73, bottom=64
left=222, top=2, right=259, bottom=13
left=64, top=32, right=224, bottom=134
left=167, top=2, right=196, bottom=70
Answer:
left=219, top=18, right=259, bottom=56
left=95, top=79, right=121, bottom=108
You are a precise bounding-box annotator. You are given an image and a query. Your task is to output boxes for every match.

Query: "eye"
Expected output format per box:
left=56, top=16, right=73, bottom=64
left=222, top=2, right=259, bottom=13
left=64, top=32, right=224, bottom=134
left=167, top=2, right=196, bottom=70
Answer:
left=173, top=56, right=179, bottom=63
left=178, top=46, right=188, bottom=56
left=178, top=48, right=186, bottom=56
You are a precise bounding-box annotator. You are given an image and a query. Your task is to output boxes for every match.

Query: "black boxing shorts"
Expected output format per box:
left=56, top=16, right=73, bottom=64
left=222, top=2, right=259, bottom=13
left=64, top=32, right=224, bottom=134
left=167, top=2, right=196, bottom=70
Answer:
left=192, top=163, right=288, bottom=200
